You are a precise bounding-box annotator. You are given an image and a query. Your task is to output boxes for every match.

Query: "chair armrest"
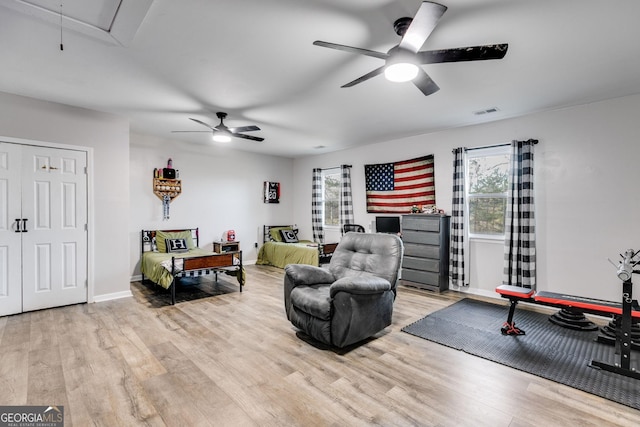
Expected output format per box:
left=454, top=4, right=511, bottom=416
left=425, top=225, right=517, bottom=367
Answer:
left=330, top=276, right=391, bottom=297
left=284, top=264, right=335, bottom=286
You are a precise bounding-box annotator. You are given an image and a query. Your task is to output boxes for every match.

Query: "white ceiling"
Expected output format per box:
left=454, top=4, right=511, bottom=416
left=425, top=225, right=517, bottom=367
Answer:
left=1, top=0, right=640, bottom=158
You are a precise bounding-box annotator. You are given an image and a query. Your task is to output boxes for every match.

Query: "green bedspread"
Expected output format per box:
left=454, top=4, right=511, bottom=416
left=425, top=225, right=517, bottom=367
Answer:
left=142, top=248, right=226, bottom=289
left=256, top=241, right=319, bottom=268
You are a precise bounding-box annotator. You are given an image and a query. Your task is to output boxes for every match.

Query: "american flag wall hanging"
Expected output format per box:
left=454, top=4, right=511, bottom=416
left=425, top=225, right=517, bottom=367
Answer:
left=364, top=155, right=435, bottom=213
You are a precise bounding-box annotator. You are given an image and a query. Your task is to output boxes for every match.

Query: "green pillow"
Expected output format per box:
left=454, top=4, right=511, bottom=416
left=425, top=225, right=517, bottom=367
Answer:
left=156, top=230, right=195, bottom=252
left=269, top=227, right=292, bottom=242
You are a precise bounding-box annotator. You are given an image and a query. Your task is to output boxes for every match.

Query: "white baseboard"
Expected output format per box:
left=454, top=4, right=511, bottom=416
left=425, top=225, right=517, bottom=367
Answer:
left=450, top=286, right=502, bottom=299
left=93, top=290, right=133, bottom=303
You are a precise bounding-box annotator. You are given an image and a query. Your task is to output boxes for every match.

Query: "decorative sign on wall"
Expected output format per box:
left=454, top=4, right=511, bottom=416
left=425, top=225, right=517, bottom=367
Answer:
left=263, top=181, right=280, bottom=203
left=153, top=158, right=181, bottom=220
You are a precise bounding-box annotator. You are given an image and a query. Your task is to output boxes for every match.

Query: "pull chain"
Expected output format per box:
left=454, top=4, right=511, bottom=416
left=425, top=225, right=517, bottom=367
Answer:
left=59, top=3, right=64, bottom=51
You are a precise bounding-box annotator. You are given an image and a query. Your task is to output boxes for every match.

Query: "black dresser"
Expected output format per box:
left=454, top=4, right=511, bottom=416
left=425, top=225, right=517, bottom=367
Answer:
left=400, top=214, right=450, bottom=292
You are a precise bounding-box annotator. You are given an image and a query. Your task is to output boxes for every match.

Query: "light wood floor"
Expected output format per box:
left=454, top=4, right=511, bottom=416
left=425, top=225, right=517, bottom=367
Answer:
left=1, top=265, right=638, bottom=426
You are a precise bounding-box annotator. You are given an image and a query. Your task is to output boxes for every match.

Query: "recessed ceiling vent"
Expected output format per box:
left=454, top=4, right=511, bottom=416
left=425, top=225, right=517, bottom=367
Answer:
left=473, top=107, right=500, bottom=116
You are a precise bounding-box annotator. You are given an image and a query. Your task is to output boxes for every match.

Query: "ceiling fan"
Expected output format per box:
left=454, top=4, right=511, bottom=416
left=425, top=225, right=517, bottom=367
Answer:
left=313, top=1, right=508, bottom=96
left=172, top=112, right=264, bottom=142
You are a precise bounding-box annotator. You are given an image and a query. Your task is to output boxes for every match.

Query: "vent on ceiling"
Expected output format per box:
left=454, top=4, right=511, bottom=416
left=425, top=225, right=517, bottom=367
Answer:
left=473, top=107, right=500, bottom=116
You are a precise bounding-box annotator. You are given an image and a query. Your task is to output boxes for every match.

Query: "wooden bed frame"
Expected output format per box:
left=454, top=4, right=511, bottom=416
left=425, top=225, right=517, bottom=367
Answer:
left=141, top=228, right=243, bottom=305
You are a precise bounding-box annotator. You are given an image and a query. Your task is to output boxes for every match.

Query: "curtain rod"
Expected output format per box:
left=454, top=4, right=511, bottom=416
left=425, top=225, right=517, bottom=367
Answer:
left=452, top=139, right=538, bottom=154
left=317, top=164, right=352, bottom=171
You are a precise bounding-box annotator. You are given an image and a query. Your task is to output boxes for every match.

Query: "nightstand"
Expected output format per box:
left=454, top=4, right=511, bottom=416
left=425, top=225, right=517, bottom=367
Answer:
left=213, top=241, right=240, bottom=253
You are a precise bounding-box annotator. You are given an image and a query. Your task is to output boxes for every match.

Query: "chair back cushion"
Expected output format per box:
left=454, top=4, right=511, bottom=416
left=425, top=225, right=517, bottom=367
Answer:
left=329, top=232, right=403, bottom=290
left=342, top=223, right=365, bottom=234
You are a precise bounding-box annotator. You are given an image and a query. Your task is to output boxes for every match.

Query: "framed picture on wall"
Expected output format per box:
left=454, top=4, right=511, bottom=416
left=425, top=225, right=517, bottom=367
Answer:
left=364, top=155, right=435, bottom=213
left=264, top=181, right=280, bottom=203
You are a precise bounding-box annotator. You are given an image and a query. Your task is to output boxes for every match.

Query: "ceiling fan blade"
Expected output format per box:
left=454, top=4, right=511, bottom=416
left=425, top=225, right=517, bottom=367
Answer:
left=189, top=118, right=216, bottom=130
left=399, top=1, right=447, bottom=53
left=341, top=66, right=386, bottom=88
left=313, top=40, right=388, bottom=60
left=229, top=125, right=261, bottom=133
left=171, top=131, right=212, bottom=133
left=233, top=133, right=264, bottom=142
left=417, top=44, right=509, bottom=64
left=413, top=68, right=440, bottom=96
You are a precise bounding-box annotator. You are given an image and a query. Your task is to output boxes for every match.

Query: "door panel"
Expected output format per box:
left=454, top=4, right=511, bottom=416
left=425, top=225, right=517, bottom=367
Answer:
left=21, top=145, right=87, bottom=312
left=62, top=182, right=77, bottom=228
left=35, top=243, right=52, bottom=291
left=62, top=242, right=77, bottom=289
left=34, top=180, right=51, bottom=229
left=0, top=143, right=23, bottom=316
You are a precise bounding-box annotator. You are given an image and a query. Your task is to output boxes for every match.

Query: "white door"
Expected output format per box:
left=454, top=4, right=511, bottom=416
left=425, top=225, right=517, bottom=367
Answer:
left=0, top=142, right=88, bottom=315
left=0, top=143, right=23, bottom=316
left=21, top=145, right=88, bottom=312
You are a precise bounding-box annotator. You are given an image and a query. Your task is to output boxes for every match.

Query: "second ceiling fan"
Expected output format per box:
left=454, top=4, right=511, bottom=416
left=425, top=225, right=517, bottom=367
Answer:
left=172, top=112, right=264, bottom=143
left=314, top=1, right=508, bottom=96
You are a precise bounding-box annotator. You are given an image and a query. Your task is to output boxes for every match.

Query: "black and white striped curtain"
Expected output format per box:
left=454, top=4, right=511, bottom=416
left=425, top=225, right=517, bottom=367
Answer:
left=503, top=139, right=537, bottom=288
left=450, top=147, right=467, bottom=286
left=339, top=164, right=354, bottom=232
left=312, top=168, right=324, bottom=243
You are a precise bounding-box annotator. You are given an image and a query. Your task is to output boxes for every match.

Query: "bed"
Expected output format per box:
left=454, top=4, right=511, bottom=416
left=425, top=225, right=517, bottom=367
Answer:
left=255, top=225, right=337, bottom=268
left=141, top=228, right=243, bottom=304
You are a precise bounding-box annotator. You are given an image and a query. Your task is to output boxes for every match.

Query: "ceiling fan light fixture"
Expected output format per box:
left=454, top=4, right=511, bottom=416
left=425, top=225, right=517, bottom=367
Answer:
left=314, top=2, right=507, bottom=95
left=384, top=62, right=419, bottom=82
left=384, top=48, right=419, bottom=82
left=212, top=133, right=232, bottom=143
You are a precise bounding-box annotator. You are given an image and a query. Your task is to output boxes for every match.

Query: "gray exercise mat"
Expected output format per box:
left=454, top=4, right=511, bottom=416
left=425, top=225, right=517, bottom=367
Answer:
left=401, top=298, right=640, bottom=410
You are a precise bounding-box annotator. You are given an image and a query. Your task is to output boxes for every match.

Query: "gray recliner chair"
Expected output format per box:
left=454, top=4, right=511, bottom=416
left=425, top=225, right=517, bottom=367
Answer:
left=284, top=232, right=403, bottom=348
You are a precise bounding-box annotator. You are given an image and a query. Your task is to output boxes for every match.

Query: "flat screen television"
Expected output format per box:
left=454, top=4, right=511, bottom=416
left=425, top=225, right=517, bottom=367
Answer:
left=375, top=216, right=401, bottom=234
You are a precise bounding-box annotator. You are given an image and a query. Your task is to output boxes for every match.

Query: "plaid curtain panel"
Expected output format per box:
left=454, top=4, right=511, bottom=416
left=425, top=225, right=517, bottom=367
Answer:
left=339, top=164, right=355, bottom=232
left=312, top=168, right=324, bottom=243
left=503, top=139, right=537, bottom=288
left=450, top=147, right=467, bottom=286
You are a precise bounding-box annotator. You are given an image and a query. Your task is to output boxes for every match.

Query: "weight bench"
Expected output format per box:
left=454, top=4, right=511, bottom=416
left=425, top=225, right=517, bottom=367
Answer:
left=496, top=283, right=640, bottom=380
left=497, top=285, right=640, bottom=333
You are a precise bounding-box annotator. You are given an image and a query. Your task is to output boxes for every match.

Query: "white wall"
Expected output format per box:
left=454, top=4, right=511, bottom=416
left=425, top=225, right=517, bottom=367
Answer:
left=0, top=91, right=130, bottom=300
left=292, top=94, right=640, bottom=302
left=129, top=133, right=293, bottom=278
left=5, top=90, right=636, bottom=304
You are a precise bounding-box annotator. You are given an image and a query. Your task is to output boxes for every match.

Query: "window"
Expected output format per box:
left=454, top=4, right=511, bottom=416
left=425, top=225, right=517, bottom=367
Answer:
left=322, top=170, right=341, bottom=227
left=466, top=146, right=510, bottom=237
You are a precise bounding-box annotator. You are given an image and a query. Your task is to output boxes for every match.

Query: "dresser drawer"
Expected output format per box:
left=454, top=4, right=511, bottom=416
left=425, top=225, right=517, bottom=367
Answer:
left=402, top=268, right=440, bottom=286
left=403, top=256, right=440, bottom=272
left=402, top=230, right=440, bottom=245
left=403, top=243, right=440, bottom=259
left=402, top=215, right=441, bottom=232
